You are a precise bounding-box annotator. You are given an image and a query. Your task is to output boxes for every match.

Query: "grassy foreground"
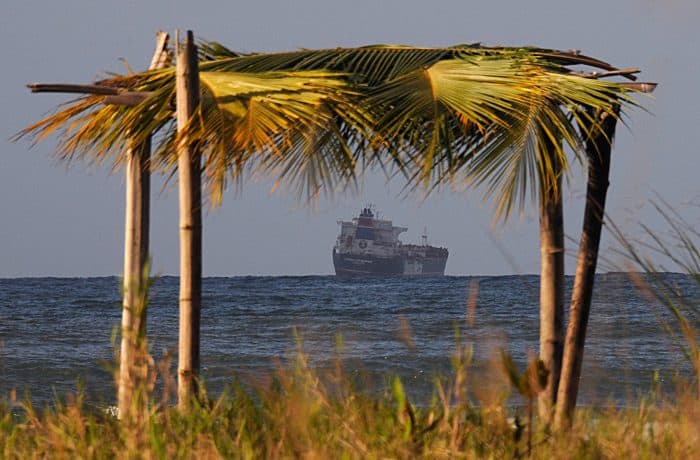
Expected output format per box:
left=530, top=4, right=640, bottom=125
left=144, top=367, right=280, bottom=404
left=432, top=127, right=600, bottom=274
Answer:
left=1, top=346, right=698, bottom=460
left=6, top=201, right=700, bottom=458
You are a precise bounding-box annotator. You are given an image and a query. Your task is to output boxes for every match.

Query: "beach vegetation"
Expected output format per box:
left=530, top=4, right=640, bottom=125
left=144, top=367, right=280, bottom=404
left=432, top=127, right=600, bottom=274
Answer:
left=0, top=332, right=697, bottom=459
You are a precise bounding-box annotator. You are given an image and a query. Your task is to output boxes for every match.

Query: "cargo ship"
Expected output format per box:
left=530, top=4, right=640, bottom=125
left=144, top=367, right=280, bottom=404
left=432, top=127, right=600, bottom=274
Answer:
left=332, top=206, right=448, bottom=276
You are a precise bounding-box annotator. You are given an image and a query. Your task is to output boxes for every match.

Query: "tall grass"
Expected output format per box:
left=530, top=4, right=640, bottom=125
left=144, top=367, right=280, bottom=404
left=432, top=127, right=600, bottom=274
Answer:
left=610, top=199, right=700, bottom=393
left=1, top=335, right=699, bottom=458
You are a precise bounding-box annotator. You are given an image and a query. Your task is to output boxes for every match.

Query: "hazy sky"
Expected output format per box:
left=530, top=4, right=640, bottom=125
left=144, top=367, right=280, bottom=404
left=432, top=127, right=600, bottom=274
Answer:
left=1, top=0, right=698, bottom=277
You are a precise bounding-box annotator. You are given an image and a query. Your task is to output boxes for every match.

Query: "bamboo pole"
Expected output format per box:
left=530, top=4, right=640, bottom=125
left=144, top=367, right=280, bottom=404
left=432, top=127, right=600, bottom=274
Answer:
left=176, top=30, right=202, bottom=411
left=27, top=83, right=121, bottom=95
left=27, top=83, right=153, bottom=106
left=554, top=106, right=619, bottom=429
left=118, top=31, right=170, bottom=420
left=537, top=144, right=565, bottom=423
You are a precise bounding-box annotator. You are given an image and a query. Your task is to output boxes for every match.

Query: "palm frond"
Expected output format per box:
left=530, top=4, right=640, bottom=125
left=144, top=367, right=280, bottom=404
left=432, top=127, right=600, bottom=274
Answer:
left=18, top=42, right=642, bottom=211
left=361, top=53, right=634, bottom=219
left=172, top=70, right=374, bottom=204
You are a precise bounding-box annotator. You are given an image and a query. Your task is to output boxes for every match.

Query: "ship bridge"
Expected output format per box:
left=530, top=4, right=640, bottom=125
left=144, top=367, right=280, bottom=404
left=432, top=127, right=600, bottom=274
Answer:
left=335, top=207, right=406, bottom=248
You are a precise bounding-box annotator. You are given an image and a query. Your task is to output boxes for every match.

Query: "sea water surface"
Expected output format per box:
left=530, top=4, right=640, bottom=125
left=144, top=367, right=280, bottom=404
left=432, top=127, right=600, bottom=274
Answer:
left=0, top=274, right=696, bottom=408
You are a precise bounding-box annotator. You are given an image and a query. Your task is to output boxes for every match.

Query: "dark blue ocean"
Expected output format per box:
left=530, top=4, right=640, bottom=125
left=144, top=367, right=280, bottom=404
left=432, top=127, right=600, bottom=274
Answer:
left=0, top=274, right=696, bottom=409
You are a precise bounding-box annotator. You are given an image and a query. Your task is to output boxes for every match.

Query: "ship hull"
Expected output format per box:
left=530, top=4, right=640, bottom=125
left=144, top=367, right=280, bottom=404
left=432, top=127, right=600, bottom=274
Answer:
left=333, top=250, right=405, bottom=276
left=404, top=256, right=448, bottom=276
left=333, top=249, right=447, bottom=277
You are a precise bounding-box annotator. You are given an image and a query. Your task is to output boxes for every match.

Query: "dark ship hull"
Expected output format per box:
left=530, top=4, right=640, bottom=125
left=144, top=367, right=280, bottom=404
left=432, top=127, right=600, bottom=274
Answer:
left=333, top=207, right=448, bottom=276
left=333, top=249, right=448, bottom=276
left=332, top=250, right=404, bottom=276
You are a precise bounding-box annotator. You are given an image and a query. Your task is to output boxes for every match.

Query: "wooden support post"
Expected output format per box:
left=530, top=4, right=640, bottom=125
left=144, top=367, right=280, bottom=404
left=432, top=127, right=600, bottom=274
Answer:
left=176, top=30, right=202, bottom=411
left=118, top=31, right=170, bottom=420
left=554, top=105, right=619, bottom=429
left=27, top=84, right=154, bottom=106
left=537, top=140, right=565, bottom=423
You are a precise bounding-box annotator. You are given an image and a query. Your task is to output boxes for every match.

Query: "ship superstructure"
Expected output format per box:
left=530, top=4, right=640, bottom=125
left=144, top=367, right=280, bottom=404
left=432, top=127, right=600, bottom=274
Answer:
left=333, top=206, right=448, bottom=276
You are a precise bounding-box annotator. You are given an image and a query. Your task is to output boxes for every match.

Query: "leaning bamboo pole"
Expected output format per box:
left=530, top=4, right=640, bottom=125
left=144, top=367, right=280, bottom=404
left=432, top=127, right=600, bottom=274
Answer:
left=554, top=106, right=619, bottom=429
left=118, top=31, right=170, bottom=420
left=175, top=30, right=202, bottom=411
